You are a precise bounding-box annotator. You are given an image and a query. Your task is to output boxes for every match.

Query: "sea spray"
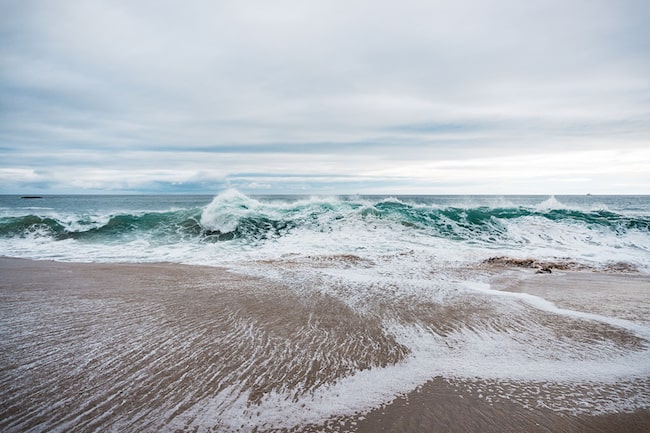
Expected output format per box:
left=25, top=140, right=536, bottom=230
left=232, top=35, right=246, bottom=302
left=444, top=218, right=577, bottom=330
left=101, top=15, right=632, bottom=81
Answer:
left=0, top=192, right=649, bottom=270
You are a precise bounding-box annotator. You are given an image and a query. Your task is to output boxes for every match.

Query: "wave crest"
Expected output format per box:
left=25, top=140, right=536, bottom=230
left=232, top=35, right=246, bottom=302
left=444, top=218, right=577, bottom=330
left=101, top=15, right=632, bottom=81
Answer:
left=200, top=189, right=262, bottom=234
left=1, top=192, right=649, bottom=270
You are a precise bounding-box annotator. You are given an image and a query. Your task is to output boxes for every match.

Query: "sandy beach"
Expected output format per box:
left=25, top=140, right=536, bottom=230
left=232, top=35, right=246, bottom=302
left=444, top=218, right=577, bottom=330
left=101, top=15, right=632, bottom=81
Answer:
left=1, top=256, right=649, bottom=432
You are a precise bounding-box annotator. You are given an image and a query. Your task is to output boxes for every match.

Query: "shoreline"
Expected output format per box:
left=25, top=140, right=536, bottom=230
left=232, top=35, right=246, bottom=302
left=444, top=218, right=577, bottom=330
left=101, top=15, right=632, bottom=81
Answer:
left=489, top=267, right=650, bottom=325
left=1, top=256, right=649, bottom=432
left=351, top=266, right=650, bottom=433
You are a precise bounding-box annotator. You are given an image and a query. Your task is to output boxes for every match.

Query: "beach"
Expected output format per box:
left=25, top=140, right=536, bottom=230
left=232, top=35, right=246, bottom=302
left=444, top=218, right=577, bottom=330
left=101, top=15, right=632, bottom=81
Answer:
left=2, top=256, right=649, bottom=432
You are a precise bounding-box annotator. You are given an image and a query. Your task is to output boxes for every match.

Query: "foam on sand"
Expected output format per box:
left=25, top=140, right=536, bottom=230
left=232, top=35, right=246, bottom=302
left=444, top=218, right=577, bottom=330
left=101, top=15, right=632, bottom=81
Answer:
left=1, top=257, right=649, bottom=432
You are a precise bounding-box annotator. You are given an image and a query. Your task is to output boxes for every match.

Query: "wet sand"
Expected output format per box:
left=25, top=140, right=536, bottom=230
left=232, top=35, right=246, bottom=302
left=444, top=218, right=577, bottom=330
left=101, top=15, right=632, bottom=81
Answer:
left=354, top=377, right=650, bottom=433
left=491, top=268, right=650, bottom=325
left=352, top=267, right=650, bottom=433
left=0, top=257, right=405, bottom=432
left=1, top=257, right=649, bottom=432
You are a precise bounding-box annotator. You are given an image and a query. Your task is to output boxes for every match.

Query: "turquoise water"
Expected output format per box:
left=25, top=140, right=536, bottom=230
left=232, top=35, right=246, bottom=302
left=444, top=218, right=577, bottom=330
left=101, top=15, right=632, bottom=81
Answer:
left=1, top=191, right=649, bottom=270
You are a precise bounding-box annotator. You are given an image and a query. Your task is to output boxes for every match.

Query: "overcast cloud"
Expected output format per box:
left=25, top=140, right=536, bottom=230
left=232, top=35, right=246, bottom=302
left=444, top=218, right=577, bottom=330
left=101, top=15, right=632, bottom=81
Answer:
left=1, top=0, right=649, bottom=194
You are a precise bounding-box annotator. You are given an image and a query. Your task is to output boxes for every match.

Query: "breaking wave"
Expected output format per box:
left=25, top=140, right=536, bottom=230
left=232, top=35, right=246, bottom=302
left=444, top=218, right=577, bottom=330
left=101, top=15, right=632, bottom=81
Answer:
left=1, top=191, right=649, bottom=269
left=2, top=191, right=648, bottom=241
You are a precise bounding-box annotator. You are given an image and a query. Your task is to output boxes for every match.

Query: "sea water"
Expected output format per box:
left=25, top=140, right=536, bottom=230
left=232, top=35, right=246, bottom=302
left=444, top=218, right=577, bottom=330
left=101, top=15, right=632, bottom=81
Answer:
left=1, top=191, right=648, bottom=270
left=1, top=191, right=650, bottom=431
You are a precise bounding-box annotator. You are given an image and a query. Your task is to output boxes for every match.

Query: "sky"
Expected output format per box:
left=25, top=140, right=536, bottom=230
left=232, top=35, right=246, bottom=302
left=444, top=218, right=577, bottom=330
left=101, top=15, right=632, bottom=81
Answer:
left=1, top=0, right=649, bottom=195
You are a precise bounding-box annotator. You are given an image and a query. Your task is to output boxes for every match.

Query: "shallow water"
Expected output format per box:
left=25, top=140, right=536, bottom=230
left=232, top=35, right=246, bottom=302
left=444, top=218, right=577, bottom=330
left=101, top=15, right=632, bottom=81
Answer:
left=1, top=258, right=649, bottom=432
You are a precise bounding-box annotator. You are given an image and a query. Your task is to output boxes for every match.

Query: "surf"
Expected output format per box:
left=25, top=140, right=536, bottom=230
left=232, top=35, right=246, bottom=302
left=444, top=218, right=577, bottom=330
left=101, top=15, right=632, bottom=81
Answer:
left=0, top=192, right=648, bottom=271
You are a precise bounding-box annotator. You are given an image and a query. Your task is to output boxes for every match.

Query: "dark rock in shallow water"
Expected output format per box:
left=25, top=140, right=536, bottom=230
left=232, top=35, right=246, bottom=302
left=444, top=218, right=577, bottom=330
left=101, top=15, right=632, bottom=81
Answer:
left=483, top=256, right=587, bottom=272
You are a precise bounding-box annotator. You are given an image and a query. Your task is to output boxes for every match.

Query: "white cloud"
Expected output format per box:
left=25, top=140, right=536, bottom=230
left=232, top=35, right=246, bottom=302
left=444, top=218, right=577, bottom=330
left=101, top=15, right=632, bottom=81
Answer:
left=1, top=0, right=649, bottom=193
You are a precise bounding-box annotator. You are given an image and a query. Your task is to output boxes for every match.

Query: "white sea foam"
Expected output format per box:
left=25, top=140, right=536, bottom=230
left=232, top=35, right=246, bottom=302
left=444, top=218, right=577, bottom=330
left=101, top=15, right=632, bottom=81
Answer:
left=168, top=301, right=650, bottom=432
left=200, top=189, right=261, bottom=233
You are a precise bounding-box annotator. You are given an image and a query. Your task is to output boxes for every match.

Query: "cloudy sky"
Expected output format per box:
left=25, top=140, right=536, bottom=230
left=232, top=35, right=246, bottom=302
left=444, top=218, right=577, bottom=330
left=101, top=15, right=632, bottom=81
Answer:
left=1, top=0, right=649, bottom=194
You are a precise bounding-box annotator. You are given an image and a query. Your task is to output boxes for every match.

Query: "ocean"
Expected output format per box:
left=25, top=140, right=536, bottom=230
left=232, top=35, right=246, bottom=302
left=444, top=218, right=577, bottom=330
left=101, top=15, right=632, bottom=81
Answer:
left=1, top=191, right=649, bottom=270
left=1, top=191, right=650, bottom=432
